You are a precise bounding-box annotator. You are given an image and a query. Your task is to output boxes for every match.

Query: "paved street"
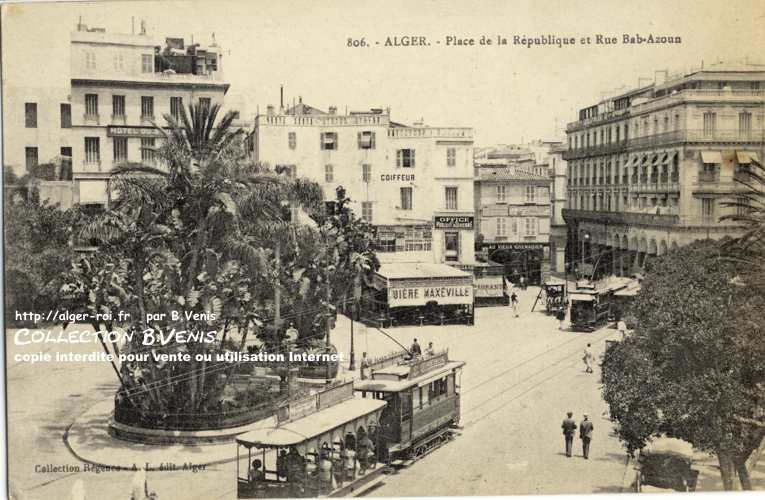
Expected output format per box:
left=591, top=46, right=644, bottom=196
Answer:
left=8, top=286, right=630, bottom=499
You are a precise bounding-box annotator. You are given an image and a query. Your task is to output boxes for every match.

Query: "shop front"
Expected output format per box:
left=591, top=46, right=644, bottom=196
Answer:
left=432, top=214, right=476, bottom=266
left=366, top=263, right=474, bottom=326
left=481, top=242, right=549, bottom=286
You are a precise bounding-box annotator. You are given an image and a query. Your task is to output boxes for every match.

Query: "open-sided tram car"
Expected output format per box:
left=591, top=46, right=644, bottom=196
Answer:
left=542, top=277, right=567, bottom=315
left=236, top=381, right=387, bottom=498
left=354, top=350, right=465, bottom=463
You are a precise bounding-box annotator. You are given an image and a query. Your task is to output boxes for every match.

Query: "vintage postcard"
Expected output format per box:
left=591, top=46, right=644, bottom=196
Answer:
left=3, top=0, right=765, bottom=499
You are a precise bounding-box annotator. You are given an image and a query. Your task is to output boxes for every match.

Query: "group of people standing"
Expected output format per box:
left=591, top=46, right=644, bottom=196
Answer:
left=561, top=412, right=594, bottom=459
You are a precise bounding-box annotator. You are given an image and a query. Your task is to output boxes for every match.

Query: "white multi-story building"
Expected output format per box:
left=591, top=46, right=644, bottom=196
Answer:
left=254, top=101, right=476, bottom=267
left=563, top=64, right=764, bottom=277
left=3, top=22, right=231, bottom=209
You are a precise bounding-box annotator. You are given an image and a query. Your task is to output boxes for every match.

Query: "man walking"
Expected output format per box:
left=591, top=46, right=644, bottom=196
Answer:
left=510, top=292, right=519, bottom=317
left=580, top=414, right=594, bottom=459
left=582, top=343, right=594, bottom=373
left=561, top=411, right=577, bottom=457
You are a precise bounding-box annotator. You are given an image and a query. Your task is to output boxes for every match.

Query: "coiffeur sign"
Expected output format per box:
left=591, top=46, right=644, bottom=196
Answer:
left=388, top=282, right=473, bottom=307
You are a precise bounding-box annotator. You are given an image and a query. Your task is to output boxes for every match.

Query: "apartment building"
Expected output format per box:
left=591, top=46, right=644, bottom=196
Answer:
left=474, top=147, right=552, bottom=285
left=254, top=101, right=475, bottom=267
left=3, top=22, right=230, bottom=209
left=563, top=64, right=764, bottom=277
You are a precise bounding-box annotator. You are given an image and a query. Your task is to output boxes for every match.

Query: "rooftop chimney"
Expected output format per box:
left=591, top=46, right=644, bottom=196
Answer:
left=280, top=85, right=284, bottom=111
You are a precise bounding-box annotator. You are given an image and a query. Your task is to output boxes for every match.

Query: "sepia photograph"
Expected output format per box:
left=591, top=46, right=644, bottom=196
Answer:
left=2, top=0, right=764, bottom=499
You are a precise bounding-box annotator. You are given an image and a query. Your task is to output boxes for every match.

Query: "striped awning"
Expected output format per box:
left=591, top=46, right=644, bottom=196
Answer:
left=736, top=151, right=759, bottom=164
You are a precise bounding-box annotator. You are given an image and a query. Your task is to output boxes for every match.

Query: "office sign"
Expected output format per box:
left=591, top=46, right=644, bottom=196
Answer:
left=388, top=283, right=473, bottom=307
left=434, top=215, right=474, bottom=230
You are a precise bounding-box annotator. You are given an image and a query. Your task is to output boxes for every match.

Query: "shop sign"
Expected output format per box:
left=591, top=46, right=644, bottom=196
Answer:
left=483, top=242, right=547, bottom=251
left=434, top=215, right=474, bottom=230
left=107, top=126, right=165, bottom=138
left=379, top=173, right=415, bottom=182
left=475, top=275, right=505, bottom=298
left=388, top=283, right=473, bottom=307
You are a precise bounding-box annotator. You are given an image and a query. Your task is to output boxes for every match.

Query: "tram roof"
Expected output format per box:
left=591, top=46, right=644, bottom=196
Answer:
left=354, top=360, right=465, bottom=393
left=236, top=398, right=386, bottom=448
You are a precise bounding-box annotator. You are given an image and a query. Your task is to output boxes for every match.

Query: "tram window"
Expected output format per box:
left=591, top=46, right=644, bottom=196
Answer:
left=447, top=374, right=455, bottom=395
left=421, top=386, right=430, bottom=407
left=400, top=392, right=412, bottom=416
left=413, top=387, right=421, bottom=409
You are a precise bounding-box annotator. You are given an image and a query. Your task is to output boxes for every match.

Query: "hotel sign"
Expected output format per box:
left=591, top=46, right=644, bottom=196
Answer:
left=106, top=126, right=164, bottom=138
left=434, top=215, right=474, bottom=230
left=388, top=283, right=473, bottom=307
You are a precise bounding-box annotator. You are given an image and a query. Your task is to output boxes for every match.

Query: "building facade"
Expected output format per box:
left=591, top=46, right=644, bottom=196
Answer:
left=4, top=22, right=230, bottom=209
left=474, top=151, right=552, bottom=285
left=254, top=103, right=475, bottom=267
left=563, top=65, right=764, bottom=277
left=548, top=143, right=568, bottom=274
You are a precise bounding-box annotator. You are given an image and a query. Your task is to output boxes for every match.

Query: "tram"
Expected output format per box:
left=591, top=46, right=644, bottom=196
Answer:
left=354, top=349, right=465, bottom=463
left=236, top=381, right=387, bottom=498
left=570, top=277, right=640, bottom=331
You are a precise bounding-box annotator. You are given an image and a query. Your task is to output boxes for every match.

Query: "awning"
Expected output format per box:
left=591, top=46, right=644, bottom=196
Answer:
left=736, top=151, right=760, bottom=164
left=641, top=155, right=650, bottom=165
left=660, top=153, right=670, bottom=165
left=376, top=262, right=471, bottom=280
left=630, top=156, right=640, bottom=166
left=651, top=154, right=660, bottom=165
left=701, top=151, right=722, bottom=164
left=236, top=398, right=386, bottom=453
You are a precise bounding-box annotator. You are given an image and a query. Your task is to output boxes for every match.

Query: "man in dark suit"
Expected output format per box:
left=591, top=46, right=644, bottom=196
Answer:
left=580, top=413, right=594, bottom=459
left=561, top=411, right=577, bottom=457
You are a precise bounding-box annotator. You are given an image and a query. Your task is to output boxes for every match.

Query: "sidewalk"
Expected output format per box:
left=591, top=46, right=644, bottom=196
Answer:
left=66, top=398, right=273, bottom=469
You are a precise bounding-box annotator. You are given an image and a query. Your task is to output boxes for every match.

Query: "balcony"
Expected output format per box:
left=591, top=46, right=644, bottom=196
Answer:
left=562, top=140, right=629, bottom=160
left=563, top=208, right=680, bottom=227
left=83, top=114, right=100, bottom=125
left=628, top=128, right=764, bottom=149
left=111, top=114, right=127, bottom=125
left=698, top=172, right=720, bottom=183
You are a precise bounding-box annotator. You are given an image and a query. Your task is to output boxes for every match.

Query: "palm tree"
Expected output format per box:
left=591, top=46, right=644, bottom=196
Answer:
left=720, top=158, right=765, bottom=287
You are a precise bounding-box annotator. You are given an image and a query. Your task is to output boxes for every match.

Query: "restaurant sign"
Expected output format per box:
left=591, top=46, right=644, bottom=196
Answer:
left=475, top=275, right=505, bottom=298
left=317, top=381, right=354, bottom=411
left=106, top=126, right=165, bottom=138
left=388, top=283, right=473, bottom=307
left=277, top=394, right=318, bottom=423
left=434, top=216, right=474, bottom=230
left=409, top=351, right=449, bottom=378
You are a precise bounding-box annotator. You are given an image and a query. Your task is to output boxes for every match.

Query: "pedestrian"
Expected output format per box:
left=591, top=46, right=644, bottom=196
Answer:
left=556, top=306, right=566, bottom=330
left=510, top=292, right=519, bottom=317
left=410, top=338, right=422, bottom=358
left=580, top=414, right=594, bottom=459
left=360, top=352, right=370, bottom=380
left=561, top=411, right=577, bottom=457
left=425, top=341, right=435, bottom=357
left=519, top=275, right=526, bottom=290
left=582, top=343, right=594, bottom=373
left=248, top=459, right=264, bottom=483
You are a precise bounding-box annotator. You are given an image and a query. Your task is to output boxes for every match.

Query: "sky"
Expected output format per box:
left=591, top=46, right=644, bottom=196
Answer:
left=2, top=0, right=764, bottom=146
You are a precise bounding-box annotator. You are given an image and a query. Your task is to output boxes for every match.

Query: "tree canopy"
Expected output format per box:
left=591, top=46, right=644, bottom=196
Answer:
left=602, top=238, right=765, bottom=489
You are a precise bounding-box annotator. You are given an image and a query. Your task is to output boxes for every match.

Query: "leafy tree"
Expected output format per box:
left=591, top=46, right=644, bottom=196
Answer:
left=4, top=192, right=81, bottom=325
left=602, top=239, right=765, bottom=490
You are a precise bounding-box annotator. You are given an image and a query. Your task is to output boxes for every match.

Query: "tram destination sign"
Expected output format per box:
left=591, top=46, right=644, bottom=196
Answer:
left=317, top=381, right=354, bottom=411
left=434, top=216, right=474, bottom=230
left=277, top=393, right=318, bottom=423
left=410, top=351, right=448, bottom=378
